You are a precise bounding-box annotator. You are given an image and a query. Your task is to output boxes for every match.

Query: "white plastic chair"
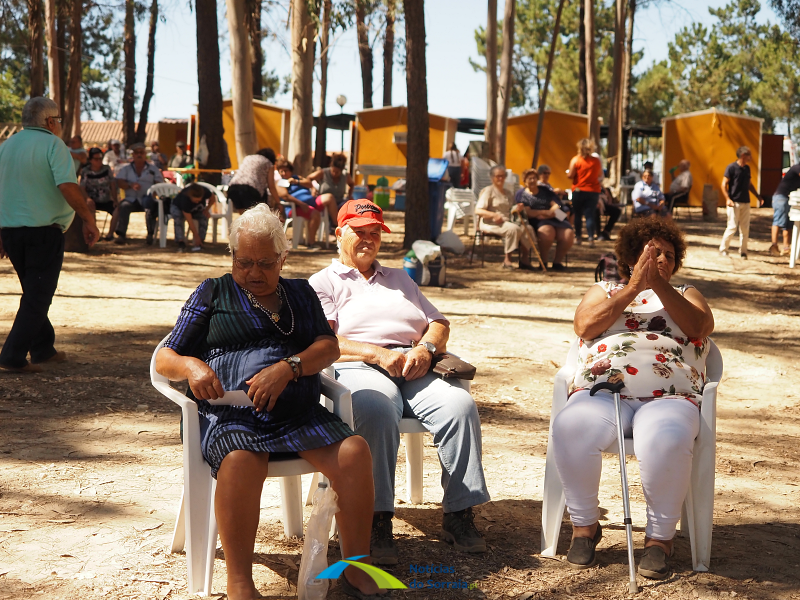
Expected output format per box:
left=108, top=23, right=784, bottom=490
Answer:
left=147, top=183, right=183, bottom=248
left=281, top=201, right=330, bottom=249
left=150, top=337, right=353, bottom=596
left=194, top=182, right=232, bottom=244
left=540, top=338, right=722, bottom=572
left=444, top=188, right=477, bottom=236
left=788, top=191, right=800, bottom=268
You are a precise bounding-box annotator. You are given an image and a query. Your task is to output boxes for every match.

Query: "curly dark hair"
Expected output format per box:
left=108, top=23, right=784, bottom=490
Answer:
left=614, top=218, right=687, bottom=278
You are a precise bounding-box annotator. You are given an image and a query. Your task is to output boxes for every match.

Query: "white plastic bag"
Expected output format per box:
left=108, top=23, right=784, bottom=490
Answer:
left=298, top=483, right=339, bottom=600
left=411, top=240, right=441, bottom=265
left=196, top=134, right=209, bottom=166
left=436, top=230, right=465, bottom=254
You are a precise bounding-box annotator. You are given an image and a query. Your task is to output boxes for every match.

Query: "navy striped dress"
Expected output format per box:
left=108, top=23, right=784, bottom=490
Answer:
left=164, top=274, right=354, bottom=478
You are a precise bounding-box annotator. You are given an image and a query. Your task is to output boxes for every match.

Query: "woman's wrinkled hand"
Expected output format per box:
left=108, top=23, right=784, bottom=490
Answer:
left=187, top=359, right=225, bottom=400
left=402, top=346, right=432, bottom=381
left=376, top=348, right=407, bottom=378
left=246, top=362, right=294, bottom=413
left=629, top=242, right=652, bottom=294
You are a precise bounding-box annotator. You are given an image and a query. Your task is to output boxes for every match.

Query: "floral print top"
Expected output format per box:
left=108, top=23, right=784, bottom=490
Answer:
left=573, top=281, right=710, bottom=405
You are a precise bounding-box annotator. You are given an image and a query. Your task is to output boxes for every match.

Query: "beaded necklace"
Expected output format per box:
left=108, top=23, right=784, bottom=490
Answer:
left=243, top=284, right=295, bottom=336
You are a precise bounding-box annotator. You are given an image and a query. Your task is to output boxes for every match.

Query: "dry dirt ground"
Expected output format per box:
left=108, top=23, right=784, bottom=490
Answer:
left=1, top=208, right=799, bottom=600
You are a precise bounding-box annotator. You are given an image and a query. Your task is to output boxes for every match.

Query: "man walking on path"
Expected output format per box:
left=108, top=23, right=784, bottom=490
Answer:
left=719, top=146, right=763, bottom=259
left=0, top=97, right=99, bottom=373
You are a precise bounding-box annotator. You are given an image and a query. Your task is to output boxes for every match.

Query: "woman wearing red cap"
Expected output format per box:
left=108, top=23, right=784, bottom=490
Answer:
left=310, top=200, right=490, bottom=567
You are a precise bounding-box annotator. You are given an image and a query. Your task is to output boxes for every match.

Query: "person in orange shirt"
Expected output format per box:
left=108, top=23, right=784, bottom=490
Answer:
left=567, top=138, right=603, bottom=247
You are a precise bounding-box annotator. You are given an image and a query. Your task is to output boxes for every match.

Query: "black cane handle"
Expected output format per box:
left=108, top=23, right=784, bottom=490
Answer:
left=589, top=381, right=625, bottom=396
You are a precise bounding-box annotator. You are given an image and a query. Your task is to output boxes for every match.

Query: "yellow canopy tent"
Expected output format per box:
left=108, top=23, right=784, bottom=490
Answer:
left=220, top=99, right=290, bottom=169
left=353, top=106, right=459, bottom=185
left=505, top=109, right=589, bottom=191
left=662, top=109, right=762, bottom=207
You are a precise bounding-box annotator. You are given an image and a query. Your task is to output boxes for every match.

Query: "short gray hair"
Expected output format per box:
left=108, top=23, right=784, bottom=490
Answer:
left=336, top=224, right=352, bottom=254
left=490, top=164, right=507, bottom=177
left=22, top=97, right=59, bottom=128
left=228, top=204, right=289, bottom=256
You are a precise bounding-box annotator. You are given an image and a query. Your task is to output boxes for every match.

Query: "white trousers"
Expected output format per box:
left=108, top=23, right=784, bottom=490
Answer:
left=719, top=203, right=751, bottom=254
left=552, top=390, right=699, bottom=540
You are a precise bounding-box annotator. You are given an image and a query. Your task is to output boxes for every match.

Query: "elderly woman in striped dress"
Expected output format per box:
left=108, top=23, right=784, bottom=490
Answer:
left=155, top=205, right=382, bottom=600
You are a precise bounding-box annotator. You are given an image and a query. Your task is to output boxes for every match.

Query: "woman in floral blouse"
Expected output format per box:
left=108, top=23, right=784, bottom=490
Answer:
left=552, top=218, right=714, bottom=579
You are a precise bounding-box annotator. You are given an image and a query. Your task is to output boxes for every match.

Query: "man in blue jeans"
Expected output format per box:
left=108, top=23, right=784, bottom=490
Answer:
left=770, top=161, right=799, bottom=257
left=0, top=97, right=99, bottom=373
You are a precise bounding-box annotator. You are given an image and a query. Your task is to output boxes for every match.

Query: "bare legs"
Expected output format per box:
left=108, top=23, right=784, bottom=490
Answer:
left=301, top=437, right=382, bottom=594
left=214, top=437, right=377, bottom=600
left=317, top=193, right=339, bottom=239
left=536, top=225, right=575, bottom=265
left=770, top=225, right=790, bottom=253
left=215, top=450, right=271, bottom=600
left=305, top=209, right=322, bottom=246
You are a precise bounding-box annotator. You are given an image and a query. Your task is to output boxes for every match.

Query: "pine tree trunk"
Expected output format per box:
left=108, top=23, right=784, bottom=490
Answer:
left=584, top=0, right=599, bottom=146
left=246, top=0, right=263, bottom=99
left=356, top=1, right=373, bottom=109
left=485, top=0, right=498, bottom=161
left=288, top=0, right=316, bottom=175
left=62, top=0, right=81, bottom=141
left=606, top=0, right=626, bottom=187
left=196, top=0, right=225, bottom=184
left=56, top=4, right=67, bottom=116
left=496, top=0, right=515, bottom=165
left=28, top=0, right=44, bottom=97
left=403, top=0, right=430, bottom=247
left=578, top=1, right=586, bottom=114
left=122, top=0, right=136, bottom=146
left=44, top=0, right=59, bottom=101
left=383, top=0, right=395, bottom=106
left=227, top=0, right=259, bottom=161
left=136, top=0, right=158, bottom=143
left=532, top=0, right=566, bottom=168
left=621, top=0, right=635, bottom=126
left=314, top=0, right=332, bottom=167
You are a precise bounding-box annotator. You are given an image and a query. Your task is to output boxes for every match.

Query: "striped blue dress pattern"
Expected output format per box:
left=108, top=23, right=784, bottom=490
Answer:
left=165, top=274, right=354, bottom=477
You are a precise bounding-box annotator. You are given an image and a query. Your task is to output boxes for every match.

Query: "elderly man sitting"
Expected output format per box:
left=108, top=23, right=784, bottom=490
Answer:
left=632, top=169, right=669, bottom=218
left=666, top=160, right=692, bottom=210
left=114, top=143, right=164, bottom=244
left=309, top=199, right=490, bottom=566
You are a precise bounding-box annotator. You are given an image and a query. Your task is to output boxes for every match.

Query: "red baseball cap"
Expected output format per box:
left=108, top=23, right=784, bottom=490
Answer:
left=337, top=199, right=391, bottom=233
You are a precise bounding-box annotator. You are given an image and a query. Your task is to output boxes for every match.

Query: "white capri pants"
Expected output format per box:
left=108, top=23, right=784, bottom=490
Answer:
left=552, top=390, right=700, bottom=540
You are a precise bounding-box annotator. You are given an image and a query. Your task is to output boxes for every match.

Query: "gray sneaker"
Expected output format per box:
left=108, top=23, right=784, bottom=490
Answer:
left=441, top=507, right=486, bottom=553
left=370, top=512, right=398, bottom=565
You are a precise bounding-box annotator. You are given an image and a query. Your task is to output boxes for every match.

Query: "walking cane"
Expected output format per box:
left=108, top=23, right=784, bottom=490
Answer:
left=590, top=380, right=638, bottom=594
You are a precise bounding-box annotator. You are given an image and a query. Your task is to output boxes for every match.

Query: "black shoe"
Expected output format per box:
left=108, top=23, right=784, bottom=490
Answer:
left=177, top=241, right=186, bottom=253
left=441, top=507, right=486, bottom=553
left=370, top=512, right=398, bottom=565
left=566, top=523, right=602, bottom=570
left=597, top=231, right=612, bottom=241
left=113, top=234, right=127, bottom=245
left=638, top=544, right=671, bottom=580
left=146, top=233, right=154, bottom=246
left=338, top=573, right=390, bottom=599
left=551, top=262, right=566, bottom=271
left=519, top=262, right=539, bottom=271
left=740, top=253, right=747, bottom=260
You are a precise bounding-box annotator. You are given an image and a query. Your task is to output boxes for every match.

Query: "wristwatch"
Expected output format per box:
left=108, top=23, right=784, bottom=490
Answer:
left=281, top=355, right=302, bottom=381
left=419, top=341, right=436, bottom=355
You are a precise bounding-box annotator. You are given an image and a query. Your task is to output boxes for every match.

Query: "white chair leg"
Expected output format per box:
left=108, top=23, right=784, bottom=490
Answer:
left=203, top=478, right=218, bottom=596
left=540, top=438, right=567, bottom=556
left=171, top=487, right=186, bottom=553
left=280, top=475, right=304, bottom=538
left=791, top=223, right=800, bottom=268
left=446, top=205, right=457, bottom=231
left=404, top=432, right=424, bottom=504
left=293, top=215, right=306, bottom=249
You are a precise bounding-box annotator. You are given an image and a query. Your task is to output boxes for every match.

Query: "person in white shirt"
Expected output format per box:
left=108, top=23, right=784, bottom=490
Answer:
left=443, top=143, right=461, bottom=189
left=102, top=139, right=124, bottom=174
left=632, top=170, right=668, bottom=218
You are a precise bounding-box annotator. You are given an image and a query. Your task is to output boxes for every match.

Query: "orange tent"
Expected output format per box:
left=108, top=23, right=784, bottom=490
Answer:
left=220, top=99, right=290, bottom=169
left=505, top=110, right=590, bottom=191
left=662, top=109, right=762, bottom=207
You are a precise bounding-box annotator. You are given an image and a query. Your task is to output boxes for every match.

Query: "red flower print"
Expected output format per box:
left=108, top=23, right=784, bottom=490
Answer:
left=656, top=354, right=667, bottom=363
left=674, top=337, right=684, bottom=345
left=597, top=344, right=607, bottom=352
left=641, top=298, right=647, bottom=304
left=689, top=337, right=703, bottom=348
left=590, top=359, right=612, bottom=376
left=625, top=318, right=638, bottom=330
left=647, top=316, right=667, bottom=331
left=652, top=390, right=664, bottom=397
left=626, top=366, right=638, bottom=375
left=646, top=334, right=658, bottom=341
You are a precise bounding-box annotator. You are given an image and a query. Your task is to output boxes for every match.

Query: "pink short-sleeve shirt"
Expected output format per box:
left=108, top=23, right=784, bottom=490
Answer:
left=308, top=260, right=447, bottom=347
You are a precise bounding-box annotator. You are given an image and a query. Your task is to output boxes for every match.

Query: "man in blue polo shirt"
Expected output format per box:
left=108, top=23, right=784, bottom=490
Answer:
left=0, top=97, right=99, bottom=373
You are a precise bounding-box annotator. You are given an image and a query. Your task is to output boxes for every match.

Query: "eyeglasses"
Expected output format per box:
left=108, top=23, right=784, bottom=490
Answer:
left=492, top=174, right=507, bottom=179
left=50, top=116, right=62, bottom=123
left=233, top=254, right=281, bottom=271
